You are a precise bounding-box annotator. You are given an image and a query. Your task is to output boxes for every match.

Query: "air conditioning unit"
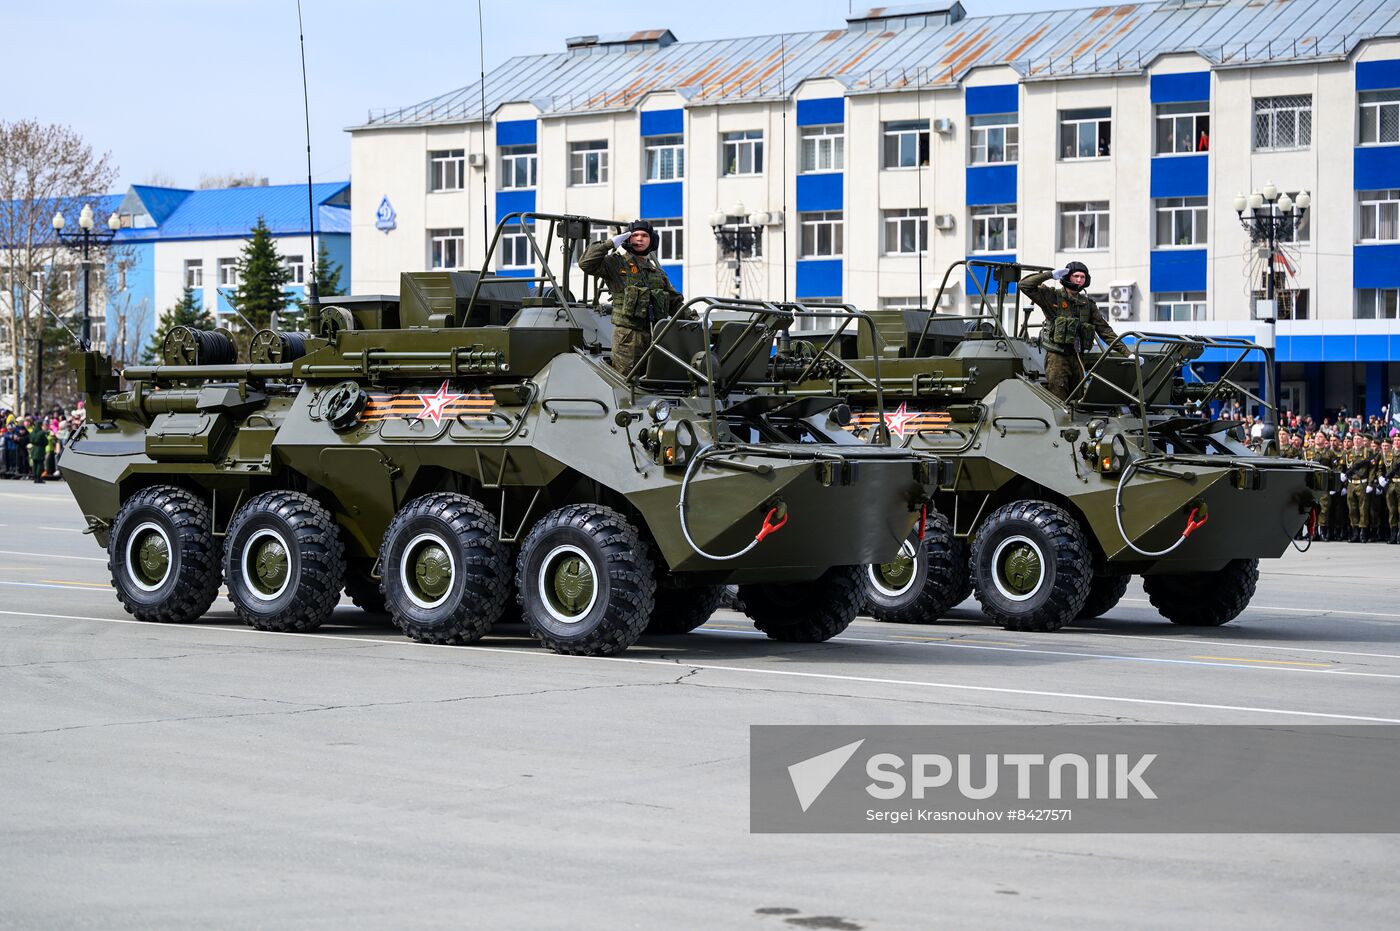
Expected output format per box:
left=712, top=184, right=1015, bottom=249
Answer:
left=1110, top=303, right=1133, bottom=320
left=467, top=152, right=487, bottom=168
left=1108, top=281, right=1136, bottom=303
left=936, top=291, right=955, bottom=309
left=932, top=117, right=954, bottom=134
left=933, top=213, right=955, bottom=230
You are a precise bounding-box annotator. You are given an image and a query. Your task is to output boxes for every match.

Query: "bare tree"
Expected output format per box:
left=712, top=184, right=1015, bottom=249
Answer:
left=0, top=120, right=116, bottom=412
left=198, top=172, right=266, bottom=190
left=141, top=170, right=184, bottom=188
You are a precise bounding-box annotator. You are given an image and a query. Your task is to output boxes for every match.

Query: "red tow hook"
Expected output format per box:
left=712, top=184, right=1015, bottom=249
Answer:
left=755, top=503, right=789, bottom=542
left=917, top=504, right=928, bottom=541
left=1183, top=507, right=1210, bottom=539
left=1306, top=505, right=1319, bottom=539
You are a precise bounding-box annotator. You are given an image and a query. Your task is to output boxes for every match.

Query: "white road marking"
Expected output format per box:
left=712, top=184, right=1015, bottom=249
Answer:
left=1121, top=596, right=1400, bottom=622
left=1074, top=632, right=1400, bottom=661
left=2, top=608, right=1399, bottom=725
left=0, top=551, right=107, bottom=563
left=39, top=526, right=83, bottom=533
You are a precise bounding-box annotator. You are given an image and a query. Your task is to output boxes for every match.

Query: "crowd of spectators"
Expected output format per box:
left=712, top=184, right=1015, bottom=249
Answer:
left=0, top=403, right=85, bottom=483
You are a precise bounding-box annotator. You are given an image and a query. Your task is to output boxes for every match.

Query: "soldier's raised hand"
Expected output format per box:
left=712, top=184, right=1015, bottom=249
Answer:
left=1052, top=268, right=1069, bottom=281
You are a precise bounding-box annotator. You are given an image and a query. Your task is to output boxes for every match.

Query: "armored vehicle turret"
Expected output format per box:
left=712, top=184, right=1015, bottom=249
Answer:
left=61, top=214, right=945, bottom=656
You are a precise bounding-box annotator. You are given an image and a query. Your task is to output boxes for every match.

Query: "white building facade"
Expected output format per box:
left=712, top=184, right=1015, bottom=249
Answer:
left=348, top=1, right=1400, bottom=420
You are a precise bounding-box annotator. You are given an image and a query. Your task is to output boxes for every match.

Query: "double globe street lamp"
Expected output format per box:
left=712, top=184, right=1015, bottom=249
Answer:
left=51, top=203, right=121, bottom=349
left=1232, top=182, right=1311, bottom=440
left=709, top=202, right=779, bottom=299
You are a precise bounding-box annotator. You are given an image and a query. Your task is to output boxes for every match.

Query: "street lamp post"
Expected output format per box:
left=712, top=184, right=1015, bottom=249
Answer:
left=52, top=203, right=121, bottom=350
left=1233, top=183, right=1310, bottom=441
left=708, top=202, right=771, bottom=300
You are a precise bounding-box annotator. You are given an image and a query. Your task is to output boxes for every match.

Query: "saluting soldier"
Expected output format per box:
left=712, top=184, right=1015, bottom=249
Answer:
left=1019, top=261, right=1128, bottom=401
left=578, top=220, right=684, bottom=376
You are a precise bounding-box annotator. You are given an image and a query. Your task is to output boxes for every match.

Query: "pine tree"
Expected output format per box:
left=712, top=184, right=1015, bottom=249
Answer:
left=142, top=286, right=214, bottom=363
left=229, top=216, right=291, bottom=338
left=291, top=239, right=345, bottom=325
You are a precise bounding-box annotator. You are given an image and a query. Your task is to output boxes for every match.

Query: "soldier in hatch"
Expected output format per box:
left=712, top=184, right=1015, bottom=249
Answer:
left=578, top=220, right=684, bottom=376
left=1019, top=261, right=1128, bottom=401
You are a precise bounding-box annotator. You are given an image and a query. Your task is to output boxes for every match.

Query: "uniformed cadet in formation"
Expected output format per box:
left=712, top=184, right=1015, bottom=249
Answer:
left=578, top=219, right=684, bottom=376
left=1344, top=436, right=1379, bottom=542
left=1382, top=439, right=1400, bottom=544
left=1018, top=261, right=1128, bottom=401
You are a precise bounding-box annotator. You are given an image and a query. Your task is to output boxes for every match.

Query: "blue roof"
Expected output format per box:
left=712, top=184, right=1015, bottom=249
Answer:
left=122, top=181, right=350, bottom=241
left=128, top=185, right=193, bottom=224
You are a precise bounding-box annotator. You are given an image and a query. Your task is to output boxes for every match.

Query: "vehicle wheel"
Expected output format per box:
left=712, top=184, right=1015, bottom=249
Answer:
left=224, top=491, right=345, bottom=632
left=380, top=493, right=510, bottom=644
left=740, top=565, right=863, bottom=642
left=1078, top=572, right=1131, bottom=620
left=864, top=511, right=962, bottom=624
left=108, top=485, right=221, bottom=623
left=1142, top=559, right=1259, bottom=627
left=647, top=583, right=725, bottom=635
left=970, top=500, right=1092, bottom=632
left=344, top=566, right=387, bottom=614
left=517, top=505, right=655, bottom=655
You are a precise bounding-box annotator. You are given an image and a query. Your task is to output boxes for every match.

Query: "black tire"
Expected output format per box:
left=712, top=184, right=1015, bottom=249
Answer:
left=1142, top=559, right=1259, bottom=627
left=108, top=485, right=221, bottom=623
left=864, top=511, right=962, bottom=624
left=740, top=565, right=863, bottom=642
left=970, top=500, right=1092, bottom=632
left=517, top=505, right=655, bottom=655
left=647, top=583, right=725, bottom=635
left=1078, top=573, right=1131, bottom=620
left=344, top=567, right=387, bottom=614
left=224, top=491, right=344, bottom=633
left=380, top=493, right=511, bottom=644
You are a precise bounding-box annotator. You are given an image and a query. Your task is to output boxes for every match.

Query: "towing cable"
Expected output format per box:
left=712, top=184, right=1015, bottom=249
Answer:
left=1113, top=457, right=1211, bottom=557
left=677, top=443, right=790, bottom=561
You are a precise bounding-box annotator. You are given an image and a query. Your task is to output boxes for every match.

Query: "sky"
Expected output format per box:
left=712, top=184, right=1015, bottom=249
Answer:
left=4, top=0, right=1108, bottom=191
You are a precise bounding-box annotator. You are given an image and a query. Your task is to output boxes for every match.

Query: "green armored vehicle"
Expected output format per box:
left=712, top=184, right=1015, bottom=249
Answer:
left=781, top=259, right=1332, bottom=632
left=60, top=213, right=944, bottom=656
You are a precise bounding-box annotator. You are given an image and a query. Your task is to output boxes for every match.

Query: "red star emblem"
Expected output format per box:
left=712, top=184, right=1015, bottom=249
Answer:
left=415, top=380, right=461, bottom=426
left=883, top=402, right=918, bottom=438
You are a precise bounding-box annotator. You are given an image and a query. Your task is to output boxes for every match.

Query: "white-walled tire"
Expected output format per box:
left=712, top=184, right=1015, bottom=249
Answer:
left=224, top=491, right=344, bottom=632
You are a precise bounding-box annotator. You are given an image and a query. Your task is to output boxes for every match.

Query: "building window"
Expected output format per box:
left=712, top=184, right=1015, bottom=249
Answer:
left=722, top=130, right=764, bottom=176
left=882, top=120, right=929, bottom=169
left=500, top=144, right=537, bottom=189
left=1359, top=189, right=1400, bottom=243
left=499, top=229, right=532, bottom=268
left=1356, top=288, right=1400, bottom=319
left=799, top=211, right=844, bottom=258
left=652, top=218, right=684, bottom=262
left=569, top=140, right=609, bottom=186
left=968, top=113, right=1018, bottom=165
left=217, top=258, right=239, bottom=287
left=970, top=204, right=1016, bottom=253
left=644, top=135, right=684, bottom=182
left=1153, top=196, right=1208, bottom=247
left=429, top=227, right=465, bottom=269
left=1253, top=275, right=1309, bottom=320
left=284, top=254, right=305, bottom=284
left=1058, top=201, right=1110, bottom=251
left=1253, top=95, right=1312, bottom=150
left=882, top=208, right=927, bottom=255
left=429, top=149, right=465, bottom=192
left=1153, top=291, right=1207, bottom=322
left=1360, top=90, right=1400, bottom=145
left=879, top=296, right=925, bottom=311
left=1058, top=107, right=1112, bottom=159
left=799, top=125, right=844, bottom=172
left=1155, top=102, right=1209, bottom=154
left=184, top=259, right=203, bottom=288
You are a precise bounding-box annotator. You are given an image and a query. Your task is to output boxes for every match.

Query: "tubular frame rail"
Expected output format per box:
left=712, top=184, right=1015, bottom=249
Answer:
left=912, top=259, right=1054, bottom=356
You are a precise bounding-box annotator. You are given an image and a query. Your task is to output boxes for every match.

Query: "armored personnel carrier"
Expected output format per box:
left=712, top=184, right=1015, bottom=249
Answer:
left=60, top=213, right=945, bottom=656
left=781, top=259, right=1333, bottom=632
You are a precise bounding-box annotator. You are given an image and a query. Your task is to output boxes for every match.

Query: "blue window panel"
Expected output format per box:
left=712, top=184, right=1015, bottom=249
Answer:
left=1285, top=335, right=1323, bottom=362
left=1323, top=335, right=1356, bottom=361
left=1357, top=334, right=1390, bottom=360
left=495, top=268, right=535, bottom=279
left=796, top=173, right=843, bottom=212
left=640, top=109, right=684, bottom=137
left=661, top=263, right=683, bottom=292
left=496, top=189, right=536, bottom=224
left=1354, top=145, right=1400, bottom=190
left=965, top=165, right=1016, bottom=206
left=1358, top=60, right=1400, bottom=91
left=1149, top=154, right=1208, bottom=198
left=965, top=84, right=1018, bottom=115
left=796, top=97, right=845, bottom=126
left=965, top=254, right=1016, bottom=297
left=217, top=289, right=235, bottom=314
left=640, top=181, right=682, bottom=218
left=1149, top=249, right=1207, bottom=292
left=496, top=119, right=536, bottom=146
left=1150, top=71, right=1210, bottom=103
left=1354, top=244, right=1400, bottom=288
left=795, top=259, right=842, bottom=298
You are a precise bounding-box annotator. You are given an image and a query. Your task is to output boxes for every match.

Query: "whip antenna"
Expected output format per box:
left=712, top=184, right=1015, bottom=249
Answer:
left=478, top=0, right=489, bottom=260
left=296, top=0, right=319, bottom=311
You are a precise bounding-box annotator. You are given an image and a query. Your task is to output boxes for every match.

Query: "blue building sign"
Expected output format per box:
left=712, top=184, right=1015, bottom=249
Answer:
left=375, top=196, right=397, bottom=233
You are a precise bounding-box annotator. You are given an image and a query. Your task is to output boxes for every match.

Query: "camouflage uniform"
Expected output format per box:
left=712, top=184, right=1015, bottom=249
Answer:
left=578, top=239, right=683, bottom=376
left=1019, top=270, right=1124, bottom=401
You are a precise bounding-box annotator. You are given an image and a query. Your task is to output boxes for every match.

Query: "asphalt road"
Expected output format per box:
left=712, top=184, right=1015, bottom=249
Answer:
left=3, top=481, right=1399, bottom=929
